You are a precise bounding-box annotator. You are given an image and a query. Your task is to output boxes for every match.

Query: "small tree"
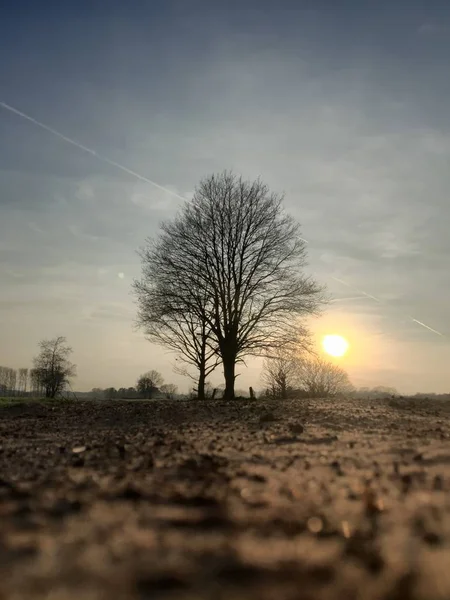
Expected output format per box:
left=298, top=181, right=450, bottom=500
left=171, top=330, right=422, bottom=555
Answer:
left=32, top=336, right=76, bottom=399
left=262, top=350, right=301, bottom=399
left=7, top=369, right=17, bottom=397
left=297, top=357, right=353, bottom=398
left=137, top=370, right=164, bottom=399
left=104, top=387, right=117, bottom=400
left=160, top=383, right=178, bottom=399
left=18, top=368, right=28, bottom=395
left=0, top=366, right=17, bottom=396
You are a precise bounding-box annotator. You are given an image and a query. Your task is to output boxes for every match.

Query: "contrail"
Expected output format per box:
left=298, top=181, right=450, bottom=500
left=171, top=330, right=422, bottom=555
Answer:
left=408, top=317, right=444, bottom=337
left=1, top=101, right=445, bottom=339
left=330, top=296, right=367, bottom=303
left=0, top=101, right=187, bottom=202
left=331, top=277, right=382, bottom=303
left=332, top=276, right=445, bottom=337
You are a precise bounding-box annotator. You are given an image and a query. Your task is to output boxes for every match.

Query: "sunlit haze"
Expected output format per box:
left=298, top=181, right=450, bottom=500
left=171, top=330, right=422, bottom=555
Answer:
left=1, top=1, right=449, bottom=394
left=322, top=335, right=349, bottom=358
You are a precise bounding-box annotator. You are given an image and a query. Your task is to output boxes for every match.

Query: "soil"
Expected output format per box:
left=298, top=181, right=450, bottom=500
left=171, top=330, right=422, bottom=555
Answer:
left=1, top=396, right=450, bottom=600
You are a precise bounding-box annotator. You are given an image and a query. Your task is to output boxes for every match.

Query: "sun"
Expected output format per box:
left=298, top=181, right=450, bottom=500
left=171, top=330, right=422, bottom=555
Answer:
left=322, top=334, right=349, bottom=357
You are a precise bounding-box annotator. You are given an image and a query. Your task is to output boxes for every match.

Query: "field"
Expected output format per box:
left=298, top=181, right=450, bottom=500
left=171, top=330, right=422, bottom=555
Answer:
left=1, top=396, right=450, bottom=600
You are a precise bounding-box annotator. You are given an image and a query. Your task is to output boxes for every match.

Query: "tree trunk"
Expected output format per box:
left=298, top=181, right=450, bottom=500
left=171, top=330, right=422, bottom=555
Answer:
left=223, top=355, right=236, bottom=400
left=197, top=370, right=206, bottom=400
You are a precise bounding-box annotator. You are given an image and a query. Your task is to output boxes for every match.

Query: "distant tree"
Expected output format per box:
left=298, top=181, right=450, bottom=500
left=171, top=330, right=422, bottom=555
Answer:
left=29, top=368, right=43, bottom=396
left=262, top=349, right=304, bottom=399
left=18, top=368, right=28, bottom=395
left=8, top=369, right=17, bottom=396
left=32, top=336, right=76, bottom=399
left=0, top=366, right=14, bottom=396
left=160, top=383, right=178, bottom=399
left=134, top=171, right=324, bottom=400
left=104, top=387, right=117, bottom=400
left=372, top=385, right=398, bottom=397
left=137, top=370, right=164, bottom=399
left=351, top=386, right=398, bottom=399
left=0, top=367, right=18, bottom=396
left=297, top=357, right=353, bottom=398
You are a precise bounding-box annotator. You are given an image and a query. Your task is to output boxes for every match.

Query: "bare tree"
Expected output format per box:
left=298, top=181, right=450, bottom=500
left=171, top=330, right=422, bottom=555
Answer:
left=32, top=336, right=76, bottom=399
left=0, top=366, right=17, bottom=397
left=0, top=367, right=5, bottom=395
left=134, top=254, right=220, bottom=400
left=134, top=172, right=323, bottom=399
left=160, top=383, right=178, bottom=399
left=104, top=387, right=117, bottom=400
left=297, top=357, right=353, bottom=398
left=0, top=367, right=8, bottom=396
left=18, top=368, right=28, bottom=395
left=29, top=368, right=44, bottom=397
left=262, top=349, right=302, bottom=399
left=8, top=369, right=17, bottom=397
left=137, top=370, right=164, bottom=399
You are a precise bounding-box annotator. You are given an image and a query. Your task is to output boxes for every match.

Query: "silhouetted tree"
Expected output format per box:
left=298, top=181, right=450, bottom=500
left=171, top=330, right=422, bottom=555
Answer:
left=134, top=263, right=219, bottom=400
left=18, top=368, right=28, bottom=395
left=297, top=357, right=353, bottom=398
left=134, top=172, right=323, bottom=399
left=0, top=366, right=17, bottom=396
left=104, top=387, right=117, bottom=400
left=160, top=383, right=178, bottom=399
left=29, top=368, right=43, bottom=396
left=262, top=349, right=302, bottom=399
left=137, top=370, right=163, bottom=399
left=32, top=336, right=76, bottom=399
left=0, top=367, right=17, bottom=396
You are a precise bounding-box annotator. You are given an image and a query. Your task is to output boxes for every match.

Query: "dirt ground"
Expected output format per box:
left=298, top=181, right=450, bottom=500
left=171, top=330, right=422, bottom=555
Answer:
left=1, top=396, right=450, bottom=600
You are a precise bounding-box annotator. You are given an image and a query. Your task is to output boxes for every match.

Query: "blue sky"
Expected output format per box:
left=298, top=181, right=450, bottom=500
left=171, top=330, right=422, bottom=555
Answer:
left=1, top=1, right=449, bottom=393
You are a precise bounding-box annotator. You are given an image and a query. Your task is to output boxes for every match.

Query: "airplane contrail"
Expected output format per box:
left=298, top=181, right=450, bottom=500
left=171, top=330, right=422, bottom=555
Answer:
left=1, top=101, right=445, bottom=339
left=331, top=277, right=382, bottom=303
left=330, top=296, right=368, bottom=303
left=331, top=277, right=445, bottom=337
left=408, top=317, right=444, bottom=337
left=0, top=101, right=187, bottom=202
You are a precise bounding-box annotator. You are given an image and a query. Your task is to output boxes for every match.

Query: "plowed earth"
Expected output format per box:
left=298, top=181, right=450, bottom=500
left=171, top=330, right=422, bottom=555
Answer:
left=1, top=397, right=450, bottom=600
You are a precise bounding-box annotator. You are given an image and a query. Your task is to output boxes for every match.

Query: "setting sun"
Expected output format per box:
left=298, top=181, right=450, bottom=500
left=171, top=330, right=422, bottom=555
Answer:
left=322, top=334, right=349, bottom=358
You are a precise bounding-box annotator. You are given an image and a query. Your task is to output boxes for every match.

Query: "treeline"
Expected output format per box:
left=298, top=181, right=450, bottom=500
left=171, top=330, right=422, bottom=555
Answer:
left=410, top=392, right=450, bottom=401
left=349, top=386, right=399, bottom=399
left=0, top=366, right=46, bottom=397
left=90, top=371, right=179, bottom=400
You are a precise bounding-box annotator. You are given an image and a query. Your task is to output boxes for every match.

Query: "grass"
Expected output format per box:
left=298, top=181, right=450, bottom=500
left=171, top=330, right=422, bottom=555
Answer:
left=0, top=396, right=66, bottom=407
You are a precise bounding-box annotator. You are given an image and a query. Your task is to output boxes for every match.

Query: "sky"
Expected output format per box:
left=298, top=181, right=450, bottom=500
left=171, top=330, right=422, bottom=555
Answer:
left=1, top=0, right=449, bottom=394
